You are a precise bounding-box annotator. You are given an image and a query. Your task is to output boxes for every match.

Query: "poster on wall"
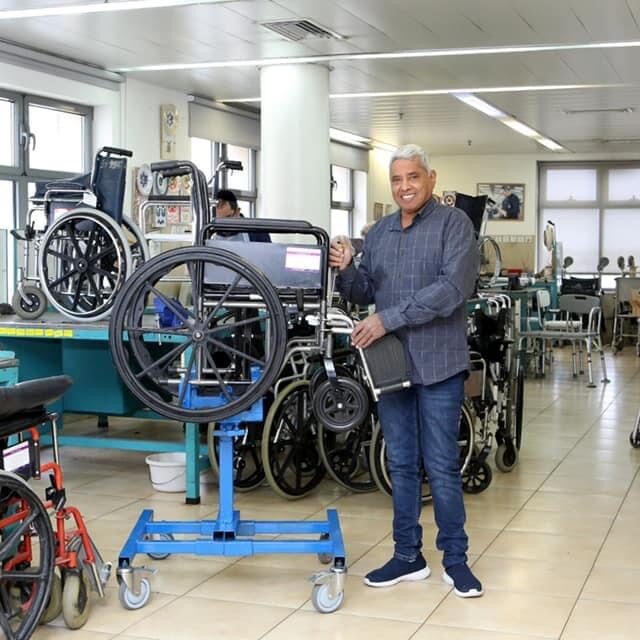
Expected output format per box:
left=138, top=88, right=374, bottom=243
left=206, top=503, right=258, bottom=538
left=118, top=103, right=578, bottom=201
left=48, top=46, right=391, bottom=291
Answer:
left=477, top=183, right=524, bottom=221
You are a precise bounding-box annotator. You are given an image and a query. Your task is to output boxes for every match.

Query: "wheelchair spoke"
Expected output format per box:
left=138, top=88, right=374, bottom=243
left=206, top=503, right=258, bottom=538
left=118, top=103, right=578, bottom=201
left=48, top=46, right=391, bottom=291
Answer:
left=203, top=273, right=242, bottom=326
left=134, top=339, right=191, bottom=381
left=71, top=273, right=86, bottom=311
left=0, top=511, right=39, bottom=561
left=64, top=221, right=84, bottom=256
left=86, top=243, right=117, bottom=264
left=202, top=346, right=234, bottom=402
left=147, top=284, right=196, bottom=325
left=178, top=345, right=198, bottom=408
left=205, top=336, right=266, bottom=368
left=47, top=266, right=80, bottom=290
left=0, top=612, right=16, bottom=640
left=0, top=570, right=46, bottom=584
left=207, top=313, right=271, bottom=335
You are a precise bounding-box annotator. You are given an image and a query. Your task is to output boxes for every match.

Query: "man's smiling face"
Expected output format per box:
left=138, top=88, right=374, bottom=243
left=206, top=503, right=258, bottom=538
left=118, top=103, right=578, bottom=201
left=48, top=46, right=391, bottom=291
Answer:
left=390, top=157, right=437, bottom=217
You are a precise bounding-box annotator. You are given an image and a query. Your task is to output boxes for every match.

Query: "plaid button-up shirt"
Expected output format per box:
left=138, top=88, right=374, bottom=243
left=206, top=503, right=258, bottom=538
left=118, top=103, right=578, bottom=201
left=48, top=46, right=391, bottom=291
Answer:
left=337, top=198, right=479, bottom=386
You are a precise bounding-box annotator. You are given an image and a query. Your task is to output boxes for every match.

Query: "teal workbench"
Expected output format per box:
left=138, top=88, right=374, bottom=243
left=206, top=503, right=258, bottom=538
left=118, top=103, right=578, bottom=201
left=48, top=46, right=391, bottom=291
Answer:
left=0, top=313, right=209, bottom=503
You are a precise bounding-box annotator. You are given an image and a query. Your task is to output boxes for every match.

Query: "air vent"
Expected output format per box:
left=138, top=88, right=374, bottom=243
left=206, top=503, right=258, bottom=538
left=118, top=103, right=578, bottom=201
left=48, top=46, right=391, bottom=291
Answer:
left=260, top=19, right=344, bottom=42
left=563, top=107, right=634, bottom=115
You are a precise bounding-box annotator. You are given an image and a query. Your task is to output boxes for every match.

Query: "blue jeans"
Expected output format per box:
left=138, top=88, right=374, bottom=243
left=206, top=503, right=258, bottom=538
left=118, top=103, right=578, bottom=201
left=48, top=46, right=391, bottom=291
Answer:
left=378, top=371, right=468, bottom=568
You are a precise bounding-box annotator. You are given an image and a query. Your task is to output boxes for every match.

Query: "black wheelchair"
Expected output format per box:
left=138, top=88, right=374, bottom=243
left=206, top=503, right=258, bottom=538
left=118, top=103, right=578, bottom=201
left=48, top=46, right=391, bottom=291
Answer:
left=11, top=147, right=148, bottom=322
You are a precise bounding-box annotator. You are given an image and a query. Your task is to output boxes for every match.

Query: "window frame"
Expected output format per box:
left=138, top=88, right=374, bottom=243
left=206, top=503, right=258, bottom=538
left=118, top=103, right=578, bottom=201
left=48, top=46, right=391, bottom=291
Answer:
left=539, top=161, right=640, bottom=287
left=0, top=90, right=93, bottom=301
left=331, top=164, right=355, bottom=237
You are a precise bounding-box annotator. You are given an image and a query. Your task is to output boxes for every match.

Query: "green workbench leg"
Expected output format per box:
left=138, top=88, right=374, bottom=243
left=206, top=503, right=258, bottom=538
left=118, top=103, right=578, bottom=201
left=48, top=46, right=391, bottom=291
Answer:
left=184, top=422, right=201, bottom=504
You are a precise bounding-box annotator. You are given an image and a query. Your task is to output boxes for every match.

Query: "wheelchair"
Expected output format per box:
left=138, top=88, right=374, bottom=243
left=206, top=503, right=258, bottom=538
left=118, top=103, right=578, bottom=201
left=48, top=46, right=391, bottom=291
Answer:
left=0, top=376, right=111, bottom=637
left=11, top=146, right=148, bottom=322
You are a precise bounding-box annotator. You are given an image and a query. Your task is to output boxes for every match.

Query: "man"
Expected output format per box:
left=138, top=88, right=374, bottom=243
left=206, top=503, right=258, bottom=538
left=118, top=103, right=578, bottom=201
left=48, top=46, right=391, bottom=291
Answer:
left=214, top=189, right=270, bottom=242
left=500, top=185, right=521, bottom=219
left=328, top=144, right=482, bottom=598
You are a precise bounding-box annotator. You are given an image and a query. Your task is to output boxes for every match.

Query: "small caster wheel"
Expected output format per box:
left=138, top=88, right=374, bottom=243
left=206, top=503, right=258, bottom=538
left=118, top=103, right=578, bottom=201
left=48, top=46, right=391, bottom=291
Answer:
left=317, top=533, right=332, bottom=565
left=311, top=582, right=344, bottom=613
left=145, top=532, right=175, bottom=560
left=61, top=569, right=91, bottom=630
left=495, top=442, right=518, bottom=473
left=462, top=458, right=493, bottom=494
left=40, top=571, right=63, bottom=624
left=630, top=430, right=640, bottom=449
left=118, top=578, right=151, bottom=610
left=12, top=285, right=47, bottom=320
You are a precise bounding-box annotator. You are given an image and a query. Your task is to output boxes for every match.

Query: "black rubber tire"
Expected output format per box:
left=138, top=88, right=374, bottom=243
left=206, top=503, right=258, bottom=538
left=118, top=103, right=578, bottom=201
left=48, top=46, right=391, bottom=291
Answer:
left=38, top=207, right=132, bottom=322
left=0, top=470, right=55, bottom=640
left=317, top=415, right=377, bottom=493
left=261, top=380, right=326, bottom=499
left=312, top=376, right=370, bottom=433
left=109, top=246, right=287, bottom=423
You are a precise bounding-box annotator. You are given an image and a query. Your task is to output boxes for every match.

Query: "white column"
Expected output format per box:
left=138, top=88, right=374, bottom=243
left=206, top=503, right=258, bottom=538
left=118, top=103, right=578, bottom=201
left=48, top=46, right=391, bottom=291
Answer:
left=260, top=64, right=331, bottom=230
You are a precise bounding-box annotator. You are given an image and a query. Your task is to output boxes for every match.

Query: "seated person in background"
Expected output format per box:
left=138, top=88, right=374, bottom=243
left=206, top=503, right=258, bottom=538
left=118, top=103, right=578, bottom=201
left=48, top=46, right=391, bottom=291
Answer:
left=215, top=189, right=271, bottom=242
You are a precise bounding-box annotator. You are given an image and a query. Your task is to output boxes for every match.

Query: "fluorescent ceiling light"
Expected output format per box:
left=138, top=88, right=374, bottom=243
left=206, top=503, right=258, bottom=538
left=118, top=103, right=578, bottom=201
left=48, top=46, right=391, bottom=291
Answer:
left=453, top=93, right=506, bottom=118
left=501, top=118, right=540, bottom=137
left=112, top=39, right=640, bottom=72
left=329, top=128, right=370, bottom=146
left=220, top=83, right=622, bottom=104
left=536, top=137, right=564, bottom=150
left=0, top=1, right=228, bottom=20
left=454, top=90, right=567, bottom=151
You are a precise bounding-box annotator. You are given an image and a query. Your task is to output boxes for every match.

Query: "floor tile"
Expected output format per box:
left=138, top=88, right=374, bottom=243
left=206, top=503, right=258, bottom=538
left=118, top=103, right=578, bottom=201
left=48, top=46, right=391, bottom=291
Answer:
left=562, top=599, right=640, bottom=639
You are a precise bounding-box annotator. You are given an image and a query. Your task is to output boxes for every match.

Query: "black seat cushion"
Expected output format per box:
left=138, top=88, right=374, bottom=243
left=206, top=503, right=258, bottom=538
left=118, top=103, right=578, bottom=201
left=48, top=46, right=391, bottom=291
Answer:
left=0, top=375, right=73, bottom=420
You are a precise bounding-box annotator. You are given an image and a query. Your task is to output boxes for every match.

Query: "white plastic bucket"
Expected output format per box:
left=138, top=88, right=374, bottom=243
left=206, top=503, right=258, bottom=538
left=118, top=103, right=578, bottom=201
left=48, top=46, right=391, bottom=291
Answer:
left=145, top=452, right=215, bottom=493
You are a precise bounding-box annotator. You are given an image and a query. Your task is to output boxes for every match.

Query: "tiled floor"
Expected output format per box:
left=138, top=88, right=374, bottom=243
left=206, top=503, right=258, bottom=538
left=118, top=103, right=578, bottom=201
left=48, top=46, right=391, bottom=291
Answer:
left=31, top=347, right=640, bottom=640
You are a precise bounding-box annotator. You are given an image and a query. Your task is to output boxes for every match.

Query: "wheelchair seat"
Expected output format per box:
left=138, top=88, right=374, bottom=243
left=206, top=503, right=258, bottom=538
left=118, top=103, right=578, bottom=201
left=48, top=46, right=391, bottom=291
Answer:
left=0, top=375, right=73, bottom=427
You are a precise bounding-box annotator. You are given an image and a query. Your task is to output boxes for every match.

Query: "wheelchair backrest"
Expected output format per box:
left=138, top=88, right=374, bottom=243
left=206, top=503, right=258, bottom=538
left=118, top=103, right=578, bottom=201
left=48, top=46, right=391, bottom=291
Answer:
left=92, top=153, right=128, bottom=223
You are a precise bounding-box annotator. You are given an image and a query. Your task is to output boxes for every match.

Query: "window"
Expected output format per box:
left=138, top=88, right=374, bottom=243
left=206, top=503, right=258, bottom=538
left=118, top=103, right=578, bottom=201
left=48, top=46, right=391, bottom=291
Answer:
left=539, top=162, right=640, bottom=288
left=0, top=90, right=92, bottom=301
left=190, top=138, right=257, bottom=217
left=331, top=165, right=354, bottom=237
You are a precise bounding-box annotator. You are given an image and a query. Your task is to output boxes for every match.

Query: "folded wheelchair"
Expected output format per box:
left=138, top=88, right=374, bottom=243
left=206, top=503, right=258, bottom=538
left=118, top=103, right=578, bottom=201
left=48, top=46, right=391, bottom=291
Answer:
left=0, top=376, right=111, bottom=638
left=11, top=146, right=148, bottom=322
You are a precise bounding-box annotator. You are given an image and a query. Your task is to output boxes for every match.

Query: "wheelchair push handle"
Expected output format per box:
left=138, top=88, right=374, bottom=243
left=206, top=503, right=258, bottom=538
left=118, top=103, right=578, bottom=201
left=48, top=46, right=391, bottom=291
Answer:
left=150, top=160, right=198, bottom=178
left=99, top=146, right=133, bottom=158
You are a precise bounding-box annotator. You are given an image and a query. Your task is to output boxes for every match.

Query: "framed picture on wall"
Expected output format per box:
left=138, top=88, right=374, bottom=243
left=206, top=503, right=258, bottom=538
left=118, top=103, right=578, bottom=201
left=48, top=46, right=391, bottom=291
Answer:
left=477, top=183, right=524, bottom=221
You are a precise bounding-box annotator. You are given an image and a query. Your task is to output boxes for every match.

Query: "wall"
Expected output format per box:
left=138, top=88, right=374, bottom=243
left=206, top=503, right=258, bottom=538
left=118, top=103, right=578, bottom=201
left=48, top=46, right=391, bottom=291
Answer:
left=367, top=147, right=394, bottom=222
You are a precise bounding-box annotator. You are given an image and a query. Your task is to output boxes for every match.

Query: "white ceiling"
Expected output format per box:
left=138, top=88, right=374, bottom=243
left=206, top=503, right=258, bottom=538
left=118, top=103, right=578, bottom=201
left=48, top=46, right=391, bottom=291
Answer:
left=3, top=0, right=640, bottom=154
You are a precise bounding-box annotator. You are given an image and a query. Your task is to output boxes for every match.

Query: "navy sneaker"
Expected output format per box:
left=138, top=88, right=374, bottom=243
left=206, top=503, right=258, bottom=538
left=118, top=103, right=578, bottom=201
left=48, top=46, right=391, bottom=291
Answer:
left=363, top=554, right=431, bottom=588
left=442, top=563, right=483, bottom=598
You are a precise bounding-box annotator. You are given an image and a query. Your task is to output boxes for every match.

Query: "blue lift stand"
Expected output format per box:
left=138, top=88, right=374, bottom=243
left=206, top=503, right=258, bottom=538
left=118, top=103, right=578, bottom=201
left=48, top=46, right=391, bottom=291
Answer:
left=115, top=398, right=348, bottom=614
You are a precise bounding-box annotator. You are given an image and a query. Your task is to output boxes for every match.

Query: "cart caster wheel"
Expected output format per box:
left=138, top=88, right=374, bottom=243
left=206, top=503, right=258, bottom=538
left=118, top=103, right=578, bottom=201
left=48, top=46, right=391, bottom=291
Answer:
left=311, top=583, right=344, bottom=613
left=317, top=533, right=332, bottom=565
left=61, top=569, right=91, bottom=630
left=12, top=285, right=47, bottom=320
left=495, top=442, right=518, bottom=473
left=462, top=458, right=493, bottom=494
left=40, top=571, right=63, bottom=624
left=119, top=578, right=152, bottom=610
left=630, top=431, right=640, bottom=449
left=145, top=532, right=175, bottom=560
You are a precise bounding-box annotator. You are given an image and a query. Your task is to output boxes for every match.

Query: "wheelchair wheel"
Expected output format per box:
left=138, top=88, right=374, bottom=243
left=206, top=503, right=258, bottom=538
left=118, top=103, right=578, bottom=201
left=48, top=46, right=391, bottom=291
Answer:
left=261, top=380, right=326, bottom=499
left=370, top=403, right=474, bottom=504
left=38, top=208, right=133, bottom=322
left=109, top=246, right=287, bottom=423
left=312, top=376, right=370, bottom=433
left=317, top=414, right=377, bottom=493
left=121, top=215, right=150, bottom=271
left=0, top=470, right=55, bottom=640
left=11, top=285, right=47, bottom=321
left=207, top=422, right=265, bottom=492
